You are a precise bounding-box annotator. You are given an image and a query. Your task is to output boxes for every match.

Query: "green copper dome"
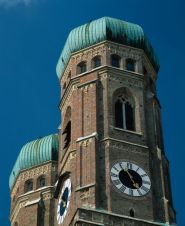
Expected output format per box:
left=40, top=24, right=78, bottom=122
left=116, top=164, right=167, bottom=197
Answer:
left=56, top=16, right=160, bottom=79
left=9, top=134, right=59, bottom=190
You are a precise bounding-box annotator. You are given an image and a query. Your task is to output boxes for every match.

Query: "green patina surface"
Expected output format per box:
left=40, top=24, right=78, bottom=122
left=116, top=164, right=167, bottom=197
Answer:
left=56, top=17, right=160, bottom=79
left=9, top=134, right=59, bottom=190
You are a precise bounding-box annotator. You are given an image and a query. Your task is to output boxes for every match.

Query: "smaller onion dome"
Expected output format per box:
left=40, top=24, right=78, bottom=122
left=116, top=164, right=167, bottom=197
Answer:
left=9, top=134, right=59, bottom=191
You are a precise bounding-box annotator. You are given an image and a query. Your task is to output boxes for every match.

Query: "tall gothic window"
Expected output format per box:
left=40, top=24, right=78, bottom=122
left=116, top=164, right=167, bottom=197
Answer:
left=62, top=106, right=71, bottom=151
left=77, top=61, right=87, bottom=74
left=24, top=179, right=33, bottom=193
left=115, top=94, right=135, bottom=131
left=37, top=176, right=46, bottom=188
left=92, top=56, right=101, bottom=68
left=63, top=121, right=71, bottom=149
left=126, top=58, right=135, bottom=72
left=111, top=54, right=121, bottom=68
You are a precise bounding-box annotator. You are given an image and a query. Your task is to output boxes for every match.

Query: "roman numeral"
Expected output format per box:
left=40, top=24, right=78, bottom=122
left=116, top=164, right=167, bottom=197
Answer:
left=142, top=180, right=151, bottom=185
left=111, top=172, right=118, bottom=178
left=119, top=162, right=123, bottom=169
left=140, top=185, right=149, bottom=193
left=137, top=189, right=143, bottom=196
left=141, top=173, right=147, bottom=178
left=120, top=185, right=126, bottom=193
left=129, top=188, right=133, bottom=196
left=136, top=167, right=140, bottom=172
left=113, top=179, right=121, bottom=186
left=127, top=162, right=132, bottom=170
left=113, top=166, right=119, bottom=172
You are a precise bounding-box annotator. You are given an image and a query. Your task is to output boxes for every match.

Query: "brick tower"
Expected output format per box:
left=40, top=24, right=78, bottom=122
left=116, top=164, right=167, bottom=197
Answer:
left=9, top=16, right=177, bottom=226
left=9, top=134, right=59, bottom=226
left=55, top=17, right=176, bottom=226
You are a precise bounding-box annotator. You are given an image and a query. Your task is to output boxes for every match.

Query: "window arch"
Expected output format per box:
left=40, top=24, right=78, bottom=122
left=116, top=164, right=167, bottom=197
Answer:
left=114, top=89, right=135, bottom=131
left=37, top=175, right=46, bottom=188
left=111, top=54, right=121, bottom=68
left=126, top=58, right=135, bottom=72
left=24, top=179, right=33, bottom=193
left=77, top=61, right=87, bottom=74
left=92, top=56, right=101, bottom=68
left=14, top=222, right=18, bottom=226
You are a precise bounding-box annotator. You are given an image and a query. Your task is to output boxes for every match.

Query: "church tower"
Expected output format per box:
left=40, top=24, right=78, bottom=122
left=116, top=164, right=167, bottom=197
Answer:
left=55, top=17, right=176, bottom=226
left=9, top=134, right=59, bottom=226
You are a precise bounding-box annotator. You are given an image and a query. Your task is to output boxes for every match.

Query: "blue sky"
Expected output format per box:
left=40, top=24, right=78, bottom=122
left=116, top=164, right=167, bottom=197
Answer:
left=0, top=0, right=184, bottom=225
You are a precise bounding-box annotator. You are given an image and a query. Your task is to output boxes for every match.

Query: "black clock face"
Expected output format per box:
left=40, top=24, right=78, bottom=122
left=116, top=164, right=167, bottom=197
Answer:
left=110, top=161, right=151, bottom=197
left=57, top=178, right=71, bottom=224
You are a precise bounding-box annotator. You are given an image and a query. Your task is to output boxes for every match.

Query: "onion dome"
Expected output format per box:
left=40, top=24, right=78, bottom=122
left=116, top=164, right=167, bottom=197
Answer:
left=9, top=134, right=59, bottom=190
left=56, top=16, right=160, bottom=79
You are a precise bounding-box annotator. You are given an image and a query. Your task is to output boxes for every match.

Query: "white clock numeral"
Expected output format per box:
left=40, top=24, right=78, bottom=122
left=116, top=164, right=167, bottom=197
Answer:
left=111, top=172, right=118, bottom=178
left=113, top=165, right=120, bottom=172
left=119, top=185, right=127, bottom=193
left=129, top=188, right=133, bottom=196
left=127, top=162, right=133, bottom=170
left=142, top=180, right=151, bottom=186
left=140, top=185, right=149, bottom=193
left=137, top=189, right=143, bottom=196
left=113, top=179, right=121, bottom=186
left=141, top=173, right=147, bottom=178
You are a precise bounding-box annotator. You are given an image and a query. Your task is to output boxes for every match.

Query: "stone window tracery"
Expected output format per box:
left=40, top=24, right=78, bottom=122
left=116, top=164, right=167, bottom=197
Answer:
left=115, top=92, right=135, bottom=131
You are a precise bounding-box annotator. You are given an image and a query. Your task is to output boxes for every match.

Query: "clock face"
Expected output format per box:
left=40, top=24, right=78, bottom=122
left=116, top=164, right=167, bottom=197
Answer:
left=110, top=161, right=151, bottom=197
left=57, top=178, right=71, bottom=224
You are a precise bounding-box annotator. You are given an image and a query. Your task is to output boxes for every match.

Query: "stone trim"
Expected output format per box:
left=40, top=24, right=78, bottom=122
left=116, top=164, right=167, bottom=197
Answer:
left=75, top=183, right=96, bottom=192
left=101, top=137, right=148, bottom=149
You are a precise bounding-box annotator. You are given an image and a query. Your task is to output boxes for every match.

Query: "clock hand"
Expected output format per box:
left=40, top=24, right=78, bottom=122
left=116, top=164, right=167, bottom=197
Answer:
left=61, top=198, right=67, bottom=207
left=124, top=168, right=139, bottom=188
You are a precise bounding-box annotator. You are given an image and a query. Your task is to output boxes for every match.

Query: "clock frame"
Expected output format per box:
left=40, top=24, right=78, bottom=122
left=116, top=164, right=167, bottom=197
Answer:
left=110, top=161, right=151, bottom=197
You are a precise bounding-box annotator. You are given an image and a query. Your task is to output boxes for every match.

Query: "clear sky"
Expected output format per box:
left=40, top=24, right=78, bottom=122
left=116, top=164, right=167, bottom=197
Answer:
left=0, top=0, right=184, bottom=225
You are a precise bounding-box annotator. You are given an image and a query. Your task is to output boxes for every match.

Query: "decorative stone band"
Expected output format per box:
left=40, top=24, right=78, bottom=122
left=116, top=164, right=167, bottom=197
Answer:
left=11, top=162, right=57, bottom=196
left=10, top=186, right=55, bottom=222
left=74, top=207, right=176, bottom=226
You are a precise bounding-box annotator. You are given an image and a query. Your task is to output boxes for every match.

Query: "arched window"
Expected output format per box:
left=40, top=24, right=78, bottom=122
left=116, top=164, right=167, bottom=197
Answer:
left=14, top=222, right=18, bottom=226
left=115, top=93, right=135, bottom=131
left=126, top=58, right=135, bottom=72
left=92, top=56, right=101, bottom=68
left=111, top=54, right=121, bottom=68
left=77, top=61, right=87, bottom=74
left=63, top=121, right=71, bottom=149
left=62, top=106, right=71, bottom=151
left=129, top=208, right=135, bottom=217
left=24, top=179, right=33, bottom=193
left=63, top=82, right=66, bottom=91
left=37, top=176, right=46, bottom=188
